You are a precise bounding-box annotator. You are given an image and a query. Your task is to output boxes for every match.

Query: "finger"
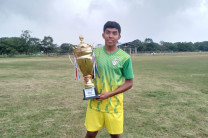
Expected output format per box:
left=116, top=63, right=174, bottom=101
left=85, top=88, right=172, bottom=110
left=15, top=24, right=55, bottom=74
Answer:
left=97, top=97, right=102, bottom=101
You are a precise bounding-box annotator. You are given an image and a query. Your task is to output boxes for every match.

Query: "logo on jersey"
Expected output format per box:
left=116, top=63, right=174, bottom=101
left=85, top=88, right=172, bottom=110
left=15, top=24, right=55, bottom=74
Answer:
left=112, top=58, right=119, bottom=66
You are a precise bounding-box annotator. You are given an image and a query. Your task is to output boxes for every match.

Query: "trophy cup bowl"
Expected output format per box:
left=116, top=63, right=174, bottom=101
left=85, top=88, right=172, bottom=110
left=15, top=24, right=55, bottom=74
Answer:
left=74, top=35, right=99, bottom=100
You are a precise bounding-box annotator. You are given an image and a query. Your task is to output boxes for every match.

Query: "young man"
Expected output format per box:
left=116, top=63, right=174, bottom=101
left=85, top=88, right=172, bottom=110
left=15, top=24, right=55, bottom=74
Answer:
left=84, top=21, right=134, bottom=138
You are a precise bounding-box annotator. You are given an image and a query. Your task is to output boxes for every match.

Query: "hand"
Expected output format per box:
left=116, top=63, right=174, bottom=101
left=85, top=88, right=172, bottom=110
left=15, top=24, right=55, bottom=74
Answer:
left=97, top=92, right=112, bottom=100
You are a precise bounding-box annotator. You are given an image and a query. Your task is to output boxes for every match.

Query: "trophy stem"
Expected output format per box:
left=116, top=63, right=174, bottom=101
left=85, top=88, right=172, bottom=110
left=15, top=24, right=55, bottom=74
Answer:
left=85, top=75, right=94, bottom=88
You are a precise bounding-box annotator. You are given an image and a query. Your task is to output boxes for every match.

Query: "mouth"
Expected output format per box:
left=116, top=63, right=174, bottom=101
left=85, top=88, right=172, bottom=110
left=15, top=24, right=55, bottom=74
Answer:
left=108, top=40, right=114, bottom=43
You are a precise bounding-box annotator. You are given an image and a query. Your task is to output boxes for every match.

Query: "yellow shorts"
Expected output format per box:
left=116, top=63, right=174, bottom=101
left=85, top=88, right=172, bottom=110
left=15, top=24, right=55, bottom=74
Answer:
left=84, top=107, right=123, bottom=134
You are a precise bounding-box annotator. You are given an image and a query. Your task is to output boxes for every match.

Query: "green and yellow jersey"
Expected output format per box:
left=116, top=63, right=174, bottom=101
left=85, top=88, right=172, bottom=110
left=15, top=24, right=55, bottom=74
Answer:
left=88, top=46, right=134, bottom=114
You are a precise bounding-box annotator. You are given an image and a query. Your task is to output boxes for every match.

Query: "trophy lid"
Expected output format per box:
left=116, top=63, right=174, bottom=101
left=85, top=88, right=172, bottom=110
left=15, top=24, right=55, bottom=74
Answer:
left=74, top=35, right=93, bottom=53
left=79, top=35, right=84, bottom=44
left=77, top=35, right=91, bottom=48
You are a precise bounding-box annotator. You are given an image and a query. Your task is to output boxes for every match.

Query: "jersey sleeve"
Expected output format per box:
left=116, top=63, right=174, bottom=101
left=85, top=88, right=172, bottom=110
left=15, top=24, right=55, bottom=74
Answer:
left=122, top=57, right=134, bottom=79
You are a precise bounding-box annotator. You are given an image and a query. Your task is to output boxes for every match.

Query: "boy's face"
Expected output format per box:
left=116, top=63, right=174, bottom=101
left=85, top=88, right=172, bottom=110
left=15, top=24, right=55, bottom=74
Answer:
left=102, top=28, right=121, bottom=47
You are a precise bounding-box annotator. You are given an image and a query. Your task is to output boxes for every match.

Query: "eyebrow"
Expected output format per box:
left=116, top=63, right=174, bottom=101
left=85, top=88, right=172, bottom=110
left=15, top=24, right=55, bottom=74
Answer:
left=105, top=29, right=118, bottom=33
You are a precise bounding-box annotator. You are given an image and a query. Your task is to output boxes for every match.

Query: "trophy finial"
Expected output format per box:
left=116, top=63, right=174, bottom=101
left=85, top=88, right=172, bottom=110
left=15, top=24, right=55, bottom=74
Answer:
left=79, top=35, right=84, bottom=44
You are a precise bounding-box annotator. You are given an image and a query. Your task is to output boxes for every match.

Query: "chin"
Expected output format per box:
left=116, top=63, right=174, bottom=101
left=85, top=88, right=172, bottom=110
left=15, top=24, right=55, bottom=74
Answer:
left=107, top=43, right=115, bottom=46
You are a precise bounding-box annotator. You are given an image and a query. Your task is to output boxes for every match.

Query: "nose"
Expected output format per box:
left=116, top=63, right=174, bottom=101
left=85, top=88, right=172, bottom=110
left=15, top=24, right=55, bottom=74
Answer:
left=109, top=32, right=113, bottom=37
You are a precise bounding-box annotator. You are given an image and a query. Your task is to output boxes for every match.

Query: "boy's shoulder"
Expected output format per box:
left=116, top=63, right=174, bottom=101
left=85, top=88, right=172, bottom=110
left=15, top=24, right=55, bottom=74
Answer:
left=94, top=46, right=104, bottom=52
left=117, top=48, right=131, bottom=59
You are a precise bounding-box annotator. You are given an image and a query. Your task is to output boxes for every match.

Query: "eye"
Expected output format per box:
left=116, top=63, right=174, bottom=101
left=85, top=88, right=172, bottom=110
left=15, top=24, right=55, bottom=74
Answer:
left=113, top=32, right=118, bottom=35
left=105, top=30, right=110, bottom=34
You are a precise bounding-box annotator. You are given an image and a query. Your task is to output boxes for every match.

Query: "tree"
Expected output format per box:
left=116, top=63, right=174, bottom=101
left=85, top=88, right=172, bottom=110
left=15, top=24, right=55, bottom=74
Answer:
left=0, top=37, right=8, bottom=54
left=41, top=36, right=56, bottom=54
left=161, top=42, right=177, bottom=51
left=194, top=41, right=208, bottom=51
left=144, top=38, right=157, bottom=51
left=28, top=38, right=42, bottom=54
left=60, top=43, right=74, bottom=53
left=176, top=42, right=194, bottom=52
left=20, top=30, right=31, bottom=54
left=21, top=30, right=31, bottom=43
left=0, top=37, right=24, bottom=55
left=144, top=38, right=153, bottom=43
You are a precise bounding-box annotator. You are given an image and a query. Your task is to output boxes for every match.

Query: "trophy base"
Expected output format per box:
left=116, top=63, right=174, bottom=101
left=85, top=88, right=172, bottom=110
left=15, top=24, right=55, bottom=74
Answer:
left=83, top=88, right=99, bottom=100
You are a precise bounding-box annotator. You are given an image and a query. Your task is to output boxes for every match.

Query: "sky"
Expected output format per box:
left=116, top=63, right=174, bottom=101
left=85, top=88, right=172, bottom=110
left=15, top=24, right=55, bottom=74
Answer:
left=0, top=0, right=208, bottom=46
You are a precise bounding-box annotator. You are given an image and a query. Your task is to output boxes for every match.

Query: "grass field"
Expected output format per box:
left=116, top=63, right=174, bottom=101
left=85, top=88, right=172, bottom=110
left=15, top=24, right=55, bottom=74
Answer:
left=0, top=53, right=208, bottom=138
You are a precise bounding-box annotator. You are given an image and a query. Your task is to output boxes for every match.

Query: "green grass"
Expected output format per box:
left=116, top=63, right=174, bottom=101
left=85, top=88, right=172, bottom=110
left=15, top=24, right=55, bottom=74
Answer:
left=0, top=53, right=208, bottom=138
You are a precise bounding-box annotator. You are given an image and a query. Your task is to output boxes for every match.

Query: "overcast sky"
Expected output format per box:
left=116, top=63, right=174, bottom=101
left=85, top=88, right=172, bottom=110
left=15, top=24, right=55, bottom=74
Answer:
left=0, top=0, right=208, bottom=45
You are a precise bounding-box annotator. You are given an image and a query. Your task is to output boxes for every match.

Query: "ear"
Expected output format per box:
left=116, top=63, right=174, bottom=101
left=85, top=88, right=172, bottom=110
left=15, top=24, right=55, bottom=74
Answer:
left=118, top=35, right=121, bottom=40
left=102, top=33, right=105, bottom=39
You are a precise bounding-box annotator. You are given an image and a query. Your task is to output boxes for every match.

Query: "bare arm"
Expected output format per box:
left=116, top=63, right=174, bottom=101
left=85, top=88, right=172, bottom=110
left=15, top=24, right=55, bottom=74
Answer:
left=97, top=79, right=133, bottom=100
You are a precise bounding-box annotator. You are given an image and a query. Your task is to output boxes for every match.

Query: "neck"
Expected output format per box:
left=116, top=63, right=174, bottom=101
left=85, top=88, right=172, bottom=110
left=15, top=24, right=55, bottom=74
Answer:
left=105, top=45, right=118, bottom=54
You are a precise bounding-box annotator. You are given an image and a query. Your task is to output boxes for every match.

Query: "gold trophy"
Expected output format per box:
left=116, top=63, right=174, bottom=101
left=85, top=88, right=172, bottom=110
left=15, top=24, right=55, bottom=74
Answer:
left=74, top=35, right=99, bottom=100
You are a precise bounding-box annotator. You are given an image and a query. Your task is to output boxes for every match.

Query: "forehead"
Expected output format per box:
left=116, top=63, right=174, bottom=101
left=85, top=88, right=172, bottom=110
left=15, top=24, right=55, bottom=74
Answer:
left=105, top=28, right=119, bottom=32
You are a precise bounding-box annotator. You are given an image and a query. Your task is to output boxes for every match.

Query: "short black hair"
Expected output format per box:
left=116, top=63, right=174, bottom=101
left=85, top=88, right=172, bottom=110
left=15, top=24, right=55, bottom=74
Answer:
left=103, top=21, right=121, bottom=35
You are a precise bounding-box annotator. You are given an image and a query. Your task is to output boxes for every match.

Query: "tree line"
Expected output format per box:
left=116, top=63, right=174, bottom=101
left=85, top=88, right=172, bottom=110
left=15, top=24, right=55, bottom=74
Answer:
left=126, top=38, right=208, bottom=52
left=0, top=30, right=208, bottom=56
left=0, top=30, right=74, bottom=56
